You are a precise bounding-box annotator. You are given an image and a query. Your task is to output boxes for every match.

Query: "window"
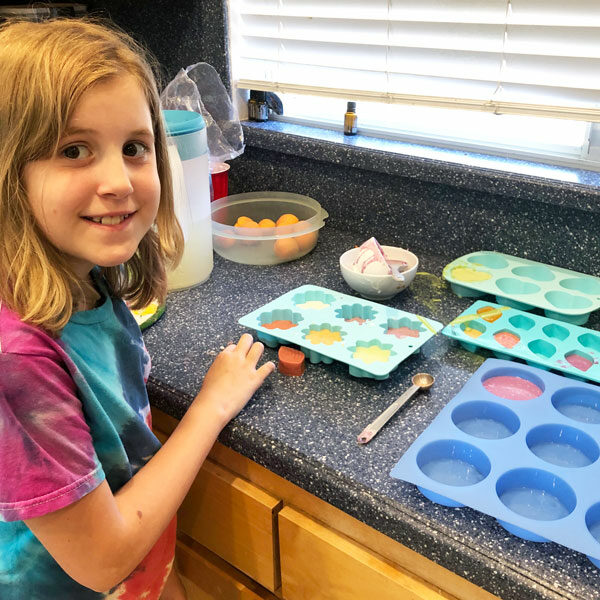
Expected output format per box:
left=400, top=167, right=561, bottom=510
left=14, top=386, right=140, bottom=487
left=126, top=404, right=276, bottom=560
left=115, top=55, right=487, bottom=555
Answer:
left=228, top=0, right=600, bottom=169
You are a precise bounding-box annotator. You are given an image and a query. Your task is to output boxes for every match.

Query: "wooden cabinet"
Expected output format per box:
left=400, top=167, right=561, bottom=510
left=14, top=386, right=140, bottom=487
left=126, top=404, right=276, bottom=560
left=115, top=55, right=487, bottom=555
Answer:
left=178, top=458, right=282, bottom=592
left=176, top=534, right=278, bottom=600
left=278, top=506, right=455, bottom=600
left=151, top=407, right=498, bottom=600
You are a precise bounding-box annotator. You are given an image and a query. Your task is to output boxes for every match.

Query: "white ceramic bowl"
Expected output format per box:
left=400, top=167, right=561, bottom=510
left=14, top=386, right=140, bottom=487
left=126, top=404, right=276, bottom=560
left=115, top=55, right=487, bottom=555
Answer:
left=339, top=245, right=419, bottom=300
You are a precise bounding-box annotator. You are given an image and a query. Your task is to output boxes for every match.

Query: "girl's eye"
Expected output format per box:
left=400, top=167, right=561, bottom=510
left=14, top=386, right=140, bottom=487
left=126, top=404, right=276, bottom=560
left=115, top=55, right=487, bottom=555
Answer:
left=123, top=141, right=149, bottom=158
left=62, top=144, right=90, bottom=160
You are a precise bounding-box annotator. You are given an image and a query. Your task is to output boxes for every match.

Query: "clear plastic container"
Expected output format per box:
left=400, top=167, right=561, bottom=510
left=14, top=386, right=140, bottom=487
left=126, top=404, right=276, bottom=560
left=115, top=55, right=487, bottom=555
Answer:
left=211, top=192, right=328, bottom=265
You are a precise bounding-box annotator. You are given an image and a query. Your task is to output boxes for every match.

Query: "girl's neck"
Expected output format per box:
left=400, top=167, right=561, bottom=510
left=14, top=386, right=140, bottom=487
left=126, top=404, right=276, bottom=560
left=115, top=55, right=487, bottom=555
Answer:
left=74, top=274, right=101, bottom=312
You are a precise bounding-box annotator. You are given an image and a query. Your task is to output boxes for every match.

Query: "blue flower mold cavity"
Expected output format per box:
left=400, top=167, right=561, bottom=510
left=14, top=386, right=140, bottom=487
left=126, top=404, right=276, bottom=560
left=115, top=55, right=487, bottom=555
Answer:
left=443, top=251, right=600, bottom=324
left=334, top=303, right=377, bottom=323
left=390, top=358, right=600, bottom=568
left=239, top=285, right=442, bottom=379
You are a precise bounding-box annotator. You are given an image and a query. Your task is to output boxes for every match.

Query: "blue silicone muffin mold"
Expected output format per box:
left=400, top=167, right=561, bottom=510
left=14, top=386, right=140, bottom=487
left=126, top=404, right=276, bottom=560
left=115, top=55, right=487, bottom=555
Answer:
left=390, top=358, right=600, bottom=567
left=238, top=285, right=442, bottom=379
left=442, top=300, right=600, bottom=384
left=442, top=251, right=600, bottom=325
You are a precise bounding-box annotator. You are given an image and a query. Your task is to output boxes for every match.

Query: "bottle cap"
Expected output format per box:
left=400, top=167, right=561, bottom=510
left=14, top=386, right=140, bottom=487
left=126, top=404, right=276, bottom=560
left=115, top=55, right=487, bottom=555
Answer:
left=250, top=90, right=267, bottom=102
left=347, top=101, right=356, bottom=112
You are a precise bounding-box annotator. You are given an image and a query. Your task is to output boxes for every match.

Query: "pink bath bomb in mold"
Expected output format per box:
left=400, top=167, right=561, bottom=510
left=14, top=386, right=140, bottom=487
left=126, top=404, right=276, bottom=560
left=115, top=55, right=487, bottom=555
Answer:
left=483, top=375, right=542, bottom=401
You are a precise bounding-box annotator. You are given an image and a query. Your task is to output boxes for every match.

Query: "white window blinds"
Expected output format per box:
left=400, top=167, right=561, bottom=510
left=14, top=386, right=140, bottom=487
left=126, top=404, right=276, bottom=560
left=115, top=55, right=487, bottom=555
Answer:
left=229, top=0, right=600, bottom=121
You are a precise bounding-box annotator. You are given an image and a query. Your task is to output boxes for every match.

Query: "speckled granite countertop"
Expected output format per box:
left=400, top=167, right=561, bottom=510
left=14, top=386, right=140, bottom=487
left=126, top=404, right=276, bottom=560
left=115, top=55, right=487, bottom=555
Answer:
left=143, top=228, right=600, bottom=600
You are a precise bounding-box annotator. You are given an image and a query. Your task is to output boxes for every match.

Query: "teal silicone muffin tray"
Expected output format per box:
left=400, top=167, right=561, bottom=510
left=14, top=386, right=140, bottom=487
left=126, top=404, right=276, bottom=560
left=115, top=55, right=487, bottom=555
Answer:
left=442, top=251, right=600, bottom=325
left=238, top=285, right=442, bottom=379
left=390, top=358, right=600, bottom=569
left=442, top=300, right=600, bottom=384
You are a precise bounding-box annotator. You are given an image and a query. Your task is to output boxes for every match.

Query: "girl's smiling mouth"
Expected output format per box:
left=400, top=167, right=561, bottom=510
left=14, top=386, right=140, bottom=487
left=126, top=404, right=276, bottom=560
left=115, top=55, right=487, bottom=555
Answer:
left=83, top=212, right=135, bottom=226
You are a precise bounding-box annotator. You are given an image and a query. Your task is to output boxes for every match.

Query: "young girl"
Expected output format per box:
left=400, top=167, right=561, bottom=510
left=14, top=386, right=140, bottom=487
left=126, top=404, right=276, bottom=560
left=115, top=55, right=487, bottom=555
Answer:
left=0, top=17, right=274, bottom=600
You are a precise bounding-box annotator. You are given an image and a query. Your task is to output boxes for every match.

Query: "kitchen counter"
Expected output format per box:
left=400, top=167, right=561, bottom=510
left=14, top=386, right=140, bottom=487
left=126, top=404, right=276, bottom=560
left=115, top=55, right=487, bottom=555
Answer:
left=143, top=229, right=600, bottom=600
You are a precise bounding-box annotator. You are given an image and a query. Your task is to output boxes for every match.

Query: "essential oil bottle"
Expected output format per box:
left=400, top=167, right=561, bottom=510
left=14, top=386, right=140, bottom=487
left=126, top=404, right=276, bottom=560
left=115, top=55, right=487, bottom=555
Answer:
left=344, top=101, right=357, bottom=135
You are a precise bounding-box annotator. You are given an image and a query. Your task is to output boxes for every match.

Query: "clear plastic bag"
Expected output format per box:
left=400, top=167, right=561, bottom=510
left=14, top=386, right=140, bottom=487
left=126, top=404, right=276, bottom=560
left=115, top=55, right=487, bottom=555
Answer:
left=160, top=62, right=244, bottom=162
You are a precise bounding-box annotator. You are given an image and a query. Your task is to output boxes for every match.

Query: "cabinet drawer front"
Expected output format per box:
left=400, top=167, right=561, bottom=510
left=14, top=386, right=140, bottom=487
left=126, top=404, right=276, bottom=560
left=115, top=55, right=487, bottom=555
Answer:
left=279, top=507, right=454, bottom=600
left=176, top=537, right=278, bottom=600
left=179, top=459, right=282, bottom=592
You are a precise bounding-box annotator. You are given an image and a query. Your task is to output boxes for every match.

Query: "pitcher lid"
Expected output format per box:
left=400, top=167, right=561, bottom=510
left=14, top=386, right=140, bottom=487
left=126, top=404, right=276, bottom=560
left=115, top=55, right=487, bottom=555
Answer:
left=162, top=110, right=206, bottom=136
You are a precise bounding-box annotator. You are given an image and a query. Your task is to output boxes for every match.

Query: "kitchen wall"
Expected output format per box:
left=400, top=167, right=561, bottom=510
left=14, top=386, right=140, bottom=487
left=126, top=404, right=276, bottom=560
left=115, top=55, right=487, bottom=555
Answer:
left=86, top=0, right=230, bottom=88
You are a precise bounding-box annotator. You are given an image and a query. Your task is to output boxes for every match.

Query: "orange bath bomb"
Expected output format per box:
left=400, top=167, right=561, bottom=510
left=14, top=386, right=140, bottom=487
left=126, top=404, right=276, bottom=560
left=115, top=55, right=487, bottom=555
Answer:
left=293, top=220, right=318, bottom=251
left=234, top=216, right=259, bottom=228
left=274, top=237, right=300, bottom=259
left=258, top=218, right=276, bottom=235
left=276, top=213, right=299, bottom=226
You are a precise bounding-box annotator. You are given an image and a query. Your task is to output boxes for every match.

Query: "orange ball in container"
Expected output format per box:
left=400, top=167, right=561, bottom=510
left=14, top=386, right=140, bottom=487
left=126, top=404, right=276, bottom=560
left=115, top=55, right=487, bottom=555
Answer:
left=274, top=237, right=300, bottom=259
left=234, top=215, right=259, bottom=245
left=276, top=213, right=299, bottom=227
left=293, top=220, right=318, bottom=251
left=235, top=215, right=258, bottom=228
left=258, top=218, right=276, bottom=235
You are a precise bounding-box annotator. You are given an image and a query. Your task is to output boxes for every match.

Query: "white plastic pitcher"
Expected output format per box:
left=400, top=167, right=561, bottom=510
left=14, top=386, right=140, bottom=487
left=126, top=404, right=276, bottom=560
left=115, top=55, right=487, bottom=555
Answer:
left=163, top=110, right=213, bottom=290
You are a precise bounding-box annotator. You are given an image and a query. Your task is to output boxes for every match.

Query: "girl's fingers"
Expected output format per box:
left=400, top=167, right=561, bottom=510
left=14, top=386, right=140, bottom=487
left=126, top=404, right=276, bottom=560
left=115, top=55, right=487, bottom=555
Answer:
left=246, top=341, right=265, bottom=366
left=257, top=361, right=276, bottom=379
left=236, top=333, right=254, bottom=353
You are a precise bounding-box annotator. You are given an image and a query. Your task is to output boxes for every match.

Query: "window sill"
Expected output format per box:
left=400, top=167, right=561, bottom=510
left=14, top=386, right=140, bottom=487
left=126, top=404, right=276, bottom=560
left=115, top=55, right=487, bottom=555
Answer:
left=241, top=120, right=600, bottom=214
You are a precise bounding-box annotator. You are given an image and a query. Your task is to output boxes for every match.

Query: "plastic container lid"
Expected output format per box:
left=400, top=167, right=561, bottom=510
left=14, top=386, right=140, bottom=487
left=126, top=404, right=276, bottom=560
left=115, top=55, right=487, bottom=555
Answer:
left=162, top=110, right=206, bottom=136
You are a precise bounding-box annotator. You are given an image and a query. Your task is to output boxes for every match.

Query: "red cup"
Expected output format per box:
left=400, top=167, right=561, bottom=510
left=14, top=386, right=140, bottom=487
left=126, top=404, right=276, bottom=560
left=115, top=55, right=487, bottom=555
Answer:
left=210, top=162, right=230, bottom=201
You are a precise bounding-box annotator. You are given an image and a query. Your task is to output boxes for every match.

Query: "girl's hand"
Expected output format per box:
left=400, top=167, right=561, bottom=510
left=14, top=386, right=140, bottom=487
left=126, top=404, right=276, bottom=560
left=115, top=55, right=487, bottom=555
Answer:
left=194, top=333, right=275, bottom=425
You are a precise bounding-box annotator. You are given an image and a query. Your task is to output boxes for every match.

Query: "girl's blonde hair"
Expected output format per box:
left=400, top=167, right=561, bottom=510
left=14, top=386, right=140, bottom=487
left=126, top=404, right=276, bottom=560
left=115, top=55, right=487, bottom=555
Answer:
left=0, top=17, right=183, bottom=335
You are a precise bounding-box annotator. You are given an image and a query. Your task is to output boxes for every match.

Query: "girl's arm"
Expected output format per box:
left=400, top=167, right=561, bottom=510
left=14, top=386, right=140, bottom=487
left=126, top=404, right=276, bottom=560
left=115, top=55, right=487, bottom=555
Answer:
left=25, top=333, right=275, bottom=592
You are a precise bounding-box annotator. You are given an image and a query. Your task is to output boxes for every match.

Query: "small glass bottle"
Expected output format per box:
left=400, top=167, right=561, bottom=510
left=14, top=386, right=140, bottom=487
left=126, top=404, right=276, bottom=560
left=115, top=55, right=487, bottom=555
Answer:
left=248, top=90, right=269, bottom=122
left=344, top=101, right=357, bottom=135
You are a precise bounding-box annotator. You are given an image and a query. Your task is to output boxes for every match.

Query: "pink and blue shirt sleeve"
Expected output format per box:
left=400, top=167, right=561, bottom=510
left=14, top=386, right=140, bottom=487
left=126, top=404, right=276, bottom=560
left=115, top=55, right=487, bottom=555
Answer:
left=0, top=274, right=175, bottom=599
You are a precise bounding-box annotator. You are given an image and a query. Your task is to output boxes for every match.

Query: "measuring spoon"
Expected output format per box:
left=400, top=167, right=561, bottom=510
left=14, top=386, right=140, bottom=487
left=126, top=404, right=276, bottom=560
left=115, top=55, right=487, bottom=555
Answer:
left=357, top=373, right=435, bottom=444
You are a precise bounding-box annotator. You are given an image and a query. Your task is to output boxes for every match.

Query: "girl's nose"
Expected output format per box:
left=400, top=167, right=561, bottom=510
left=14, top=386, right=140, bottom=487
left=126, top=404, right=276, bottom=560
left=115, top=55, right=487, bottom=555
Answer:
left=96, top=154, right=133, bottom=198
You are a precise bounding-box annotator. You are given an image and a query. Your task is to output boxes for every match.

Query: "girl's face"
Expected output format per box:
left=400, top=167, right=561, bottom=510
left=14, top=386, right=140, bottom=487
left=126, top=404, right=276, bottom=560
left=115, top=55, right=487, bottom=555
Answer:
left=23, top=74, right=161, bottom=280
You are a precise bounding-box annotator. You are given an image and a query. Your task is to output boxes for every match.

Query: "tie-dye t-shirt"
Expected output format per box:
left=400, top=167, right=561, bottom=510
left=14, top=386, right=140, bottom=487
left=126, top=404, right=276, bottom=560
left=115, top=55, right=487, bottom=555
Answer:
left=0, top=277, right=175, bottom=599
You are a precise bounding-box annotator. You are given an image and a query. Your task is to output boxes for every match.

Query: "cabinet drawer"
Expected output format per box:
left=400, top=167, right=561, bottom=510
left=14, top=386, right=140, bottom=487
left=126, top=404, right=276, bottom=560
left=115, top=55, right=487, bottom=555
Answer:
left=178, top=458, right=283, bottom=592
left=176, top=535, right=279, bottom=600
left=279, top=507, right=456, bottom=600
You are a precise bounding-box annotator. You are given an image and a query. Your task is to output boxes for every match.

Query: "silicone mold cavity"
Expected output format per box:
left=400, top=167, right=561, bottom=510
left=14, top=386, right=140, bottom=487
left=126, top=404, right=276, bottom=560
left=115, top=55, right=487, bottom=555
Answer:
left=451, top=401, right=520, bottom=440
left=292, top=289, right=336, bottom=307
left=546, top=290, right=592, bottom=310
left=467, top=254, right=509, bottom=269
left=542, top=323, right=570, bottom=342
left=334, top=303, right=377, bottom=323
left=509, top=314, right=535, bottom=331
left=258, top=308, right=303, bottom=328
left=496, top=468, right=576, bottom=520
left=511, top=265, right=555, bottom=282
left=481, top=366, right=545, bottom=400
left=528, top=339, right=556, bottom=360
left=496, top=278, right=540, bottom=296
left=552, top=387, right=600, bottom=424
left=579, top=333, right=600, bottom=353
left=382, top=316, right=425, bottom=340
left=526, top=424, right=599, bottom=468
left=416, top=440, right=491, bottom=487
left=560, top=277, right=600, bottom=296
